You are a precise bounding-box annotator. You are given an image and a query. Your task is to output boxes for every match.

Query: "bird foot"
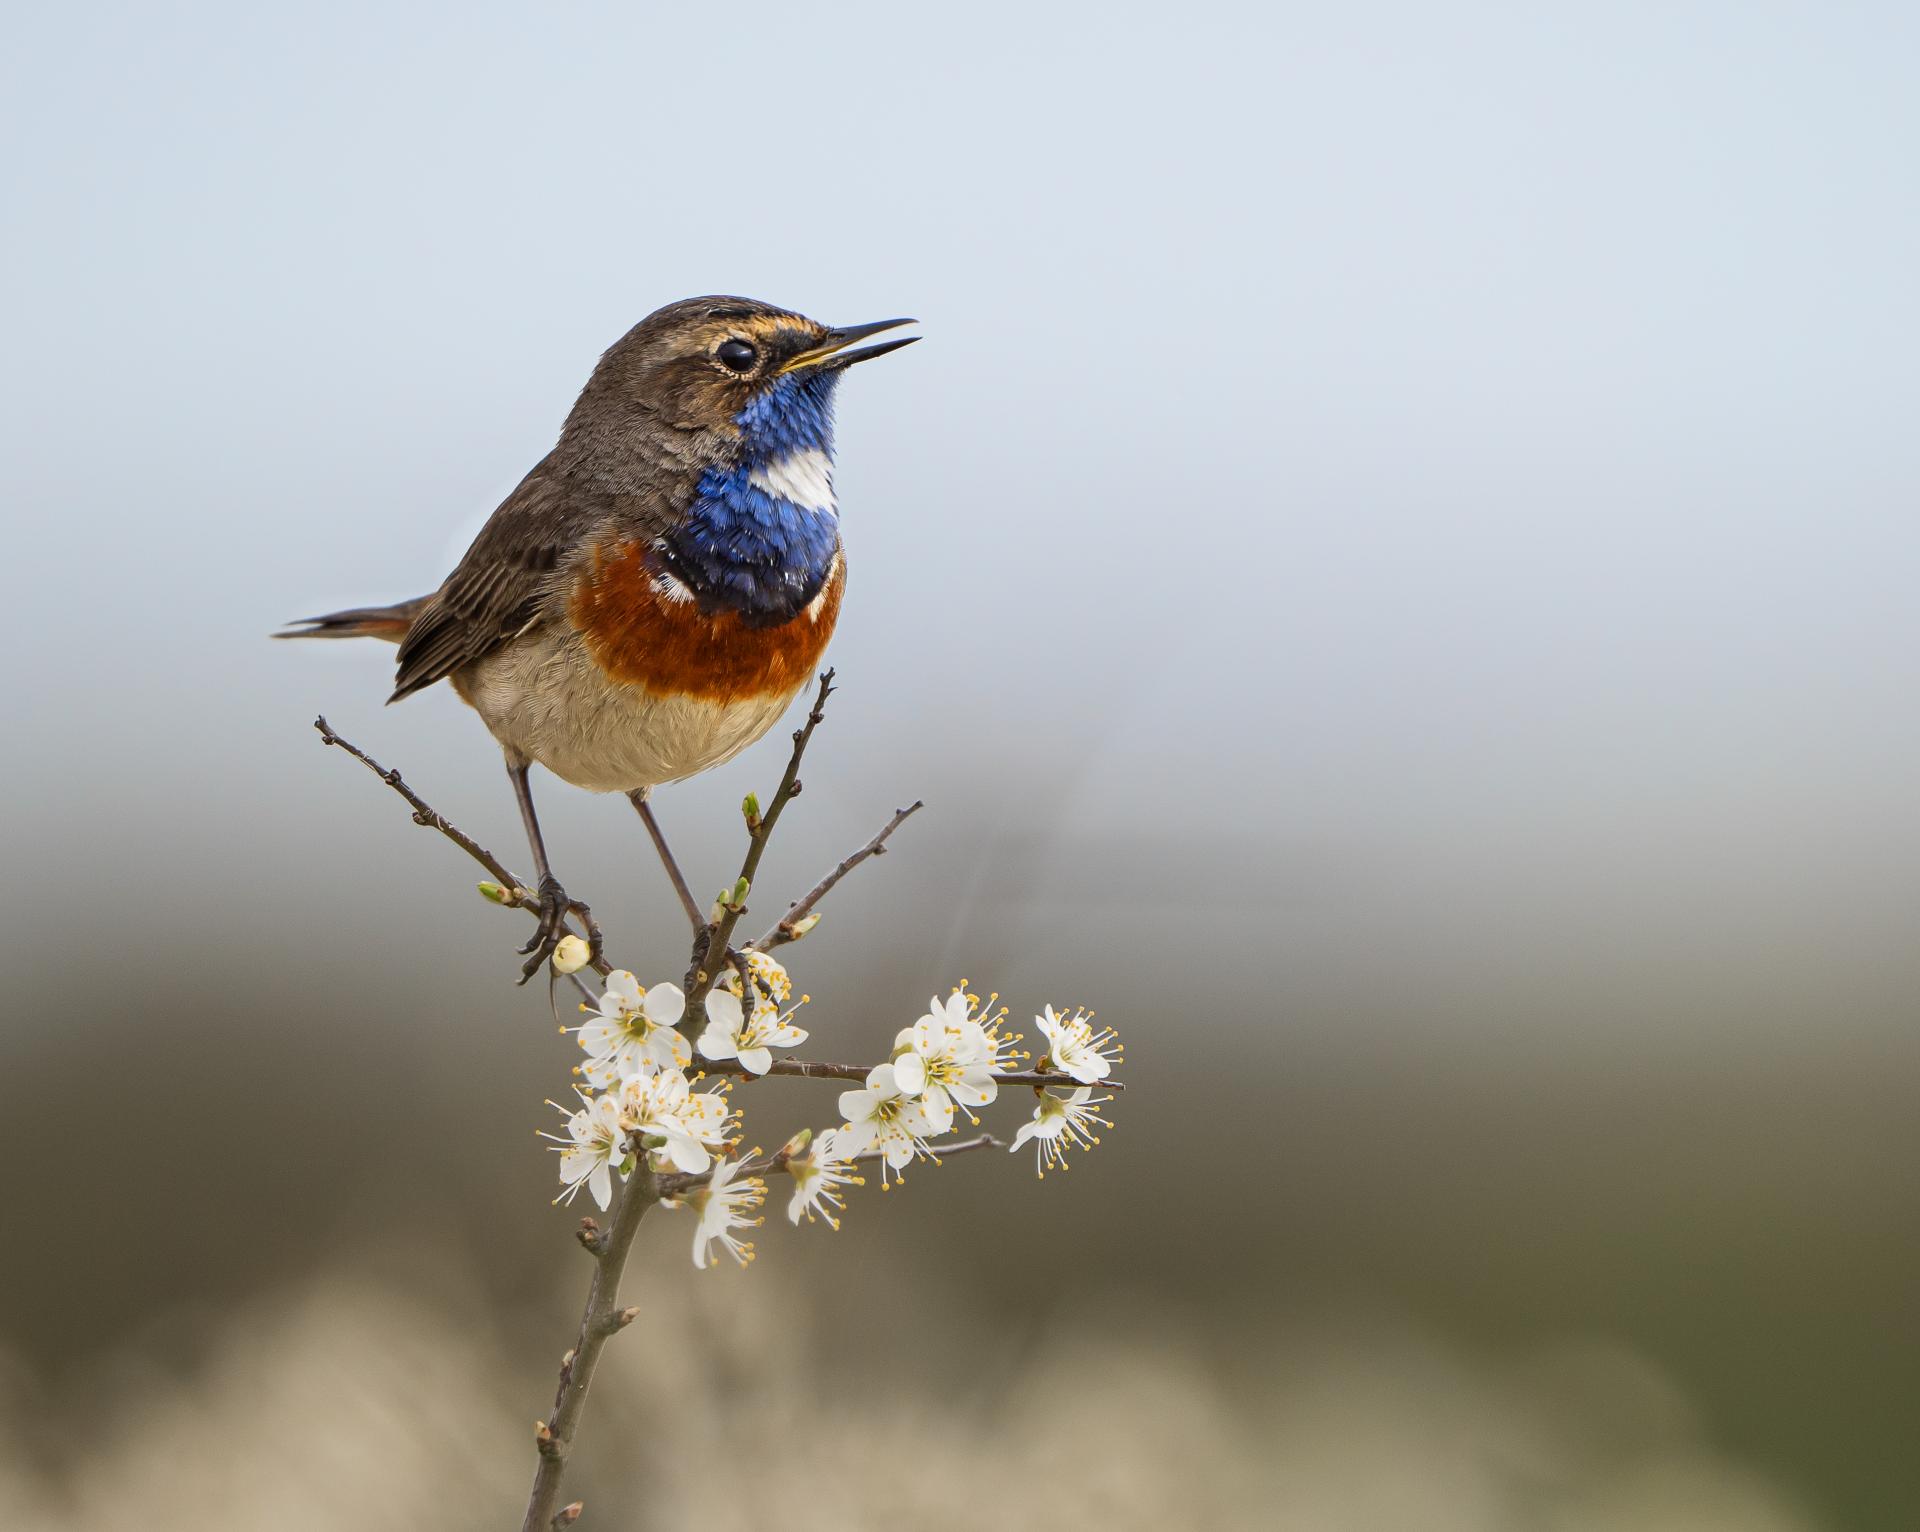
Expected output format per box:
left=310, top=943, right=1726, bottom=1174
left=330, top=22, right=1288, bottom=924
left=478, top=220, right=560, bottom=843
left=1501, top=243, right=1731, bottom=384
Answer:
left=518, top=875, right=603, bottom=983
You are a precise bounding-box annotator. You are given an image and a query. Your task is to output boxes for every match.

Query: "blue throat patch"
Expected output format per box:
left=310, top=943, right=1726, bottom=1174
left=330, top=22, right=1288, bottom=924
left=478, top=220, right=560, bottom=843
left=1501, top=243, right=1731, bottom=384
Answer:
left=662, top=371, right=842, bottom=625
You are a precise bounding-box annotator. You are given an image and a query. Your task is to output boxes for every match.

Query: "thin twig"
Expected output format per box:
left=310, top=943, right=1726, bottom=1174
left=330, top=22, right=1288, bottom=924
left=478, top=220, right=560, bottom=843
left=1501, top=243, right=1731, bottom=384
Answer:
left=316, top=715, right=522, bottom=887
left=852, top=1130, right=1001, bottom=1167
left=314, top=716, right=612, bottom=977
left=520, top=1169, right=658, bottom=1532
left=698, top=1057, right=1126, bottom=1092
left=655, top=1132, right=1003, bottom=1198
left=680, top=670, right=837, bottom=1028
left=750, top=800, right=924, bottom=951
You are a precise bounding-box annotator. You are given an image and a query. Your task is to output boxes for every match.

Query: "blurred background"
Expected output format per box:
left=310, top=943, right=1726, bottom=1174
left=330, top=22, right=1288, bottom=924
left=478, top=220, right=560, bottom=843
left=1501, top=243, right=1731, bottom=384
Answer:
left=3, top=2, right=1917, bottom=1527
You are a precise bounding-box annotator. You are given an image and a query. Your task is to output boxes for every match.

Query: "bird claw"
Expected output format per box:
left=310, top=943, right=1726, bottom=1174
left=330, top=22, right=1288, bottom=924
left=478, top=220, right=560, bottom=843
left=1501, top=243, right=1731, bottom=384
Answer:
left=518, top=876, right=603, bottom=983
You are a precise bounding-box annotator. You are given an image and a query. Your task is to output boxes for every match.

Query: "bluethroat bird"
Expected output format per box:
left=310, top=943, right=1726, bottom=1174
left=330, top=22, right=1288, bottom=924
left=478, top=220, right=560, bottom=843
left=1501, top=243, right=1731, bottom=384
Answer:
left=281, top=296, right=918, bottom=977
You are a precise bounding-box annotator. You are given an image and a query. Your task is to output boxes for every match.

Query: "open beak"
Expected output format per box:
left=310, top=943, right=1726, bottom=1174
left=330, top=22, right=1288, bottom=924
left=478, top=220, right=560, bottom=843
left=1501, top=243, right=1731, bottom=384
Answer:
left=779, top=317, right=920, bottom=374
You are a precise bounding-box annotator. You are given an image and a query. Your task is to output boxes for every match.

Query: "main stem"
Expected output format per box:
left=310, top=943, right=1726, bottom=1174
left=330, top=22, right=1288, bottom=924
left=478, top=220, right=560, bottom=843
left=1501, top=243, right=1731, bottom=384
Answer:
left=521, top=1170, right=658, bottom=1532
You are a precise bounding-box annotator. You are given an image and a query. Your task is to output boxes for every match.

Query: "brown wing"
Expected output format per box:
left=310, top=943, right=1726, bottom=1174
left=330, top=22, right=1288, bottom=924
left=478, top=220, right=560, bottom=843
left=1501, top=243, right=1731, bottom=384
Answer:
left=390, top=462, right=636, bottom=701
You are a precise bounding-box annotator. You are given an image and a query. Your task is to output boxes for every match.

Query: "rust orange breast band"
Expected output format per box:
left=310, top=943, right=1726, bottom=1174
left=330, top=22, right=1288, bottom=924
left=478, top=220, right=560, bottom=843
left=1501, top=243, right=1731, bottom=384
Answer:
left=569, top=540, right=845, bottom=704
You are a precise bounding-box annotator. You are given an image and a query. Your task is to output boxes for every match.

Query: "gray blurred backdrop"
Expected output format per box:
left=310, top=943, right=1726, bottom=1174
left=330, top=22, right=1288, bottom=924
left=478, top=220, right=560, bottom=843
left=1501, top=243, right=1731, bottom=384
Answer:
left=3, top=3, right=1917, bottom=1528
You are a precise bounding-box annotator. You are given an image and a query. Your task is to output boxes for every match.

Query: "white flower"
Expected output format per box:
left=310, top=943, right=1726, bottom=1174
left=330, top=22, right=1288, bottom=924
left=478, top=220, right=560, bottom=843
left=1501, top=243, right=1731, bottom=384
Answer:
left=1009, top=1087, right=1112, bottom=1178
left=696, top=986, right=808, bottom=1076
left=1034, top=1004, right=1121, bottom=1084
left=666, top=1158, right=765, bottom=1269
left=574, top=973, right=691, bottom=1086
left=891, top=989, right=1000, bottom=1127
left=541, top=1092, right=628, bottom=1210
left=837, top=1062, right=941, bottom=1184
left=550, top=934, right=593, bottom=974
left=786, top=1127, right=864, bottom=1229
left=618, top=1067, right=732, bottom=1175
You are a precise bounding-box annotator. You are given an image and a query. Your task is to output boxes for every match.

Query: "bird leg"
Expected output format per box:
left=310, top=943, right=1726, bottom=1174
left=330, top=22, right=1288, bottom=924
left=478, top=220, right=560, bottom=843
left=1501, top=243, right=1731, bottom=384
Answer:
left=628, top=790, right=705, bottom=934
left=508, top=761, right=602, bottom=983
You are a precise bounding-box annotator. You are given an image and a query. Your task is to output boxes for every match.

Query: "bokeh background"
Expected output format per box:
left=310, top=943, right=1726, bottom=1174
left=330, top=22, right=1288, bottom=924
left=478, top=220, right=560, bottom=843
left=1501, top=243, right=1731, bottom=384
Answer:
left=4, top=2, right=1917, bottom=1527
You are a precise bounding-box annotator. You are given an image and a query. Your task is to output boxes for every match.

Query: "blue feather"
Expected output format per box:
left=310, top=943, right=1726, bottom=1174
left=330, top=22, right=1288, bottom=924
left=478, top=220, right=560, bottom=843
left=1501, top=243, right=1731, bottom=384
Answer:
left=662, top=371, right=844, bottom=622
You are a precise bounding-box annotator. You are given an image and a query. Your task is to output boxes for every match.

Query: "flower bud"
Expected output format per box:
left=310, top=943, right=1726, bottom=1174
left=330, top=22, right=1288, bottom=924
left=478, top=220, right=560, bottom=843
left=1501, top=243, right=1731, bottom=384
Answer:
left=789, top=912, right=822, bottom=938
left=779, top=1127, right=814, bottom=1162
left=741, top=791, right=763, bottom=830
left=477, top=880, right=509, bottom=904
left=551, top=935, right=591, bottom=974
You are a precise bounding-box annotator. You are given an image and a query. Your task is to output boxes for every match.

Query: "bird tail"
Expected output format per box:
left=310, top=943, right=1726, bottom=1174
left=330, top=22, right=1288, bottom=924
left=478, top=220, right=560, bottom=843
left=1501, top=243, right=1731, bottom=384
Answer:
left=275, top=596, right=432, bottom=644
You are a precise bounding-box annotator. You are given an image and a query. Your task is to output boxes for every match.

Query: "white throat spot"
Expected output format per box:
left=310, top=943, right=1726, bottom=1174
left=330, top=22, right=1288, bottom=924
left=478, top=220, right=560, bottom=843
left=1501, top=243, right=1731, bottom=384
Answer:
left=748, top=448, right=836, bottom=514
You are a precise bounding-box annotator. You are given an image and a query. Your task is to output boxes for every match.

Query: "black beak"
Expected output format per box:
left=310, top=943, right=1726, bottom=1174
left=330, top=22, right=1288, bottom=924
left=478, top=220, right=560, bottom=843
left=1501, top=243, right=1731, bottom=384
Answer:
left=780, top=317, right=920, bottom=374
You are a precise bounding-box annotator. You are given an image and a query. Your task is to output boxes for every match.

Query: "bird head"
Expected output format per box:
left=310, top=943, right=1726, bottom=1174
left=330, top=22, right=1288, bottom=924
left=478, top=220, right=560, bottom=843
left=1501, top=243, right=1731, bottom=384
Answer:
left=575, top=296, right=918, bottom=455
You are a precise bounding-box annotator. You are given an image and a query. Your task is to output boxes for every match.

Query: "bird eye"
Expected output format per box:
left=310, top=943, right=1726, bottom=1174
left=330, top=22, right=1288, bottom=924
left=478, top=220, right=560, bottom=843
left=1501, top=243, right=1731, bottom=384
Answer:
left=716, top=338, right=758, bottom=372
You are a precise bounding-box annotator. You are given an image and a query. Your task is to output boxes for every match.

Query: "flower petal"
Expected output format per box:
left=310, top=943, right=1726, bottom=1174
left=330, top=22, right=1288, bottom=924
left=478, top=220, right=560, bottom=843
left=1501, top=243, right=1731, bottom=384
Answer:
left=839, top=1087, right=879, bottom=1122
left=892, top=1054, right=927, bottom=1096
left=657, top=1028, right=693, bottom=1068
left=703, top=988, right=743, bottom=1028
left=949, top=1069, right=997, bottom=1108
left=914, top=1088, right=954, bottom=1135
left=664, top=1135, right=710, bottom=1174
left=643, top=982, right=686, bottom=1026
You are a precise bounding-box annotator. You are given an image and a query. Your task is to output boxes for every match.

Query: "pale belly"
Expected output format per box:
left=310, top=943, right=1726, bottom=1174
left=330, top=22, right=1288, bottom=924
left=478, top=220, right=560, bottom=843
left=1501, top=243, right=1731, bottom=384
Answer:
left=452, top=626, right=804, bottom=793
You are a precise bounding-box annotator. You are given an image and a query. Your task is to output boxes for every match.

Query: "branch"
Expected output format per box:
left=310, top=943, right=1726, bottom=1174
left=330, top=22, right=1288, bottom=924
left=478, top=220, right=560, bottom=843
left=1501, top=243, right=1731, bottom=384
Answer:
left=316, top=715, right=522, bottom=885
left=698, top=1057, right=1126, bottom=1092
left=655, top=1131, right=1003, bottom=1198
left=520, top=1169, right=658, bottom=1532
left=750, top=800, right=923, bottom=951
left=314, top=716, right=610, bottom=977
left=680, top=671, right=836, bottom=1025
left=855, top=1130, right=1001, bottom=1167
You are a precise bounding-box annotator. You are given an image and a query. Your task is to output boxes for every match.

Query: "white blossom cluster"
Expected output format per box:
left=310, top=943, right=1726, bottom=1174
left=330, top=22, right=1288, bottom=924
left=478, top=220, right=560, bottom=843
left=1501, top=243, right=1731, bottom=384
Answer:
left=542, top=953, right=1121, bottom=1268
